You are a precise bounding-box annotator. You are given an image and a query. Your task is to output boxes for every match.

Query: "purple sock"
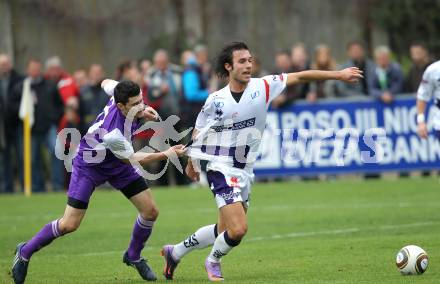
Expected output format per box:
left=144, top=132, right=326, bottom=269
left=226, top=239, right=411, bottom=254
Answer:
left=20, top=219, right=62, bottom=260
left=127, top=215, right=154, bottom=261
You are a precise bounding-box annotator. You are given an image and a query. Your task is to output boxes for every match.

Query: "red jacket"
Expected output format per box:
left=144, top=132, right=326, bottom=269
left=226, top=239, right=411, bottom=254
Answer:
left=45, top=72, right=79, bottom=131
left=56, top=72, right=79, bottom=104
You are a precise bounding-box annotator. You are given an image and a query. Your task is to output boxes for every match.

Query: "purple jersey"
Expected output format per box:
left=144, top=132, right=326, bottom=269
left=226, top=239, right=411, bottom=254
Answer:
left=67, top=80, right=146, bottom=207
left=75, top=96, right=140, bottom=169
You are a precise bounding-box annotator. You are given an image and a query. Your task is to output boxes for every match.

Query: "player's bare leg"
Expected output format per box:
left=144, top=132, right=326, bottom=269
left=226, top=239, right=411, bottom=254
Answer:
left=123, top=189, right=158, bottom=281
left=12, top=205, right=86, bottom=284
left=205, top=202, right=247, bottom=281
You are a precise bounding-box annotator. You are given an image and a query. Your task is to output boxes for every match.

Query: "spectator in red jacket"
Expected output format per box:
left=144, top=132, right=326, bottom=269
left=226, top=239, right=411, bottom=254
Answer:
left=45, top=56, right=79, bottom=104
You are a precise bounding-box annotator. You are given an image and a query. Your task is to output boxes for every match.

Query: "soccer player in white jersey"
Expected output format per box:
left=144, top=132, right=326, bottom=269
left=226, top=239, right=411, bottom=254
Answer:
left=161, top=42, right=363, bottom=281
left=416, top=60, right=440, bottom=139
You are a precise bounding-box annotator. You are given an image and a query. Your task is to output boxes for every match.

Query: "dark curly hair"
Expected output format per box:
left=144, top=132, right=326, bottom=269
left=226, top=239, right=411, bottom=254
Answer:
left=215, top=42, right=249, bottom=79
left=114, top=80, right=140, bottom=105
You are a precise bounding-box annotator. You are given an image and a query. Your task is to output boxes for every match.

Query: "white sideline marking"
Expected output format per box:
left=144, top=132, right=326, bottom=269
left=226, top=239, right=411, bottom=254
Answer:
left=247, top=228, right=360, bottom=242
left=247, top=221, right=439, bottom=242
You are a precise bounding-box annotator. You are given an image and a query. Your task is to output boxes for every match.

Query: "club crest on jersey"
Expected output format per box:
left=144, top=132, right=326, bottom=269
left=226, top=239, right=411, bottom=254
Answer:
left=213, top=100, right=225, bottom=121
left=214, top=108, right=224, bottom=121
left=251, top=90, right=260, bottom=99
left=213, top=101, right=224, bottom=108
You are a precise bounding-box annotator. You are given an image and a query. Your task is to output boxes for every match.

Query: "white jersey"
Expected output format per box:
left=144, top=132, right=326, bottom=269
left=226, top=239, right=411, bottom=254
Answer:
left=417, top=60, right=440, bottom=130
left=188, top=74, right=287, bottom=174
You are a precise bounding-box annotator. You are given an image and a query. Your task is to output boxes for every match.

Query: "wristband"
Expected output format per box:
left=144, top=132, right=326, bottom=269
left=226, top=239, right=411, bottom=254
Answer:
left=417, top=113, right=425, bottom=124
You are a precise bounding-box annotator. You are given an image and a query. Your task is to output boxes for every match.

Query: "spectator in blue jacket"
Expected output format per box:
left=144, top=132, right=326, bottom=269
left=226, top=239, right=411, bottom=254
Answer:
left=369, top=46, right=404, bottom=104
left=181, top=50, right=209, bottom=128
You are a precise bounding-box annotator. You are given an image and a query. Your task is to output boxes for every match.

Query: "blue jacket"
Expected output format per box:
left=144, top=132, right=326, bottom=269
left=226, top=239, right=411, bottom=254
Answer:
left=182, top=62, right=209, bottom=103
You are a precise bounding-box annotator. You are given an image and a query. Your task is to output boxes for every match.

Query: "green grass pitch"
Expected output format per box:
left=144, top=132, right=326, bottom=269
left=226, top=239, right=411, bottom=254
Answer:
left=1, top=177, right=439, bottom=283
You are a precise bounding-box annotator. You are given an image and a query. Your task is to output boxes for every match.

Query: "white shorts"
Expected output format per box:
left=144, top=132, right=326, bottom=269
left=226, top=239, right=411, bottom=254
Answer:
left=206, top=168, right=253, bottom=209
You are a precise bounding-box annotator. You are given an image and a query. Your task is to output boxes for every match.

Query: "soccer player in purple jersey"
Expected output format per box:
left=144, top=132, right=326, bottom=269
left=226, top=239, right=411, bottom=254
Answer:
left=12, top=79, right=186, bottom=283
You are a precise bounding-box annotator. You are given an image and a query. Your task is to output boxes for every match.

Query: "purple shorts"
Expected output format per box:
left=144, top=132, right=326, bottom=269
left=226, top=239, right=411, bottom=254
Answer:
left=67, top=158, right=148, bottom=209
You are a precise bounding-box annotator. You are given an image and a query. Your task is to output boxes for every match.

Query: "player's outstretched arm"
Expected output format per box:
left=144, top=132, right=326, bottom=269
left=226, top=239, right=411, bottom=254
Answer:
left=287, top=67, right=363, bottom=86
left=129, top=145, right=186, bottom=166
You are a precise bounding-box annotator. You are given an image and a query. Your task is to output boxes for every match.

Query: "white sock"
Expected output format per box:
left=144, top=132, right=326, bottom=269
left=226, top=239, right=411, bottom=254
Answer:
left=207, top=231, right=240, bottom=263
left=172, top=224, right=217, bottom=260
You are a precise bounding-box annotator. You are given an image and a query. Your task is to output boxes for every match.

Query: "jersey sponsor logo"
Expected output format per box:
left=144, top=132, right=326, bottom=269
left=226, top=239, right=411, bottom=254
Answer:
left=211, top=117, right=256, bottom=132
left=272, top=75, right=277, bottom=81
left=251, top=90, right=260, bottom=99
left=279, top=74, right=284, bottom=81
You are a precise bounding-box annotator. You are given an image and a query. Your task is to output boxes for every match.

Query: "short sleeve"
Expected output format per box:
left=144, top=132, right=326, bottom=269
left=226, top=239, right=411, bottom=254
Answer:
left=195, top=95, right=215, bottom=129
left=417, top=67, right=435, bottom=102
left=102, top=129, right=134, bottom=160
left=261, top=73, right=287, bottom=103
left=102, top=79, right=119, bottom=97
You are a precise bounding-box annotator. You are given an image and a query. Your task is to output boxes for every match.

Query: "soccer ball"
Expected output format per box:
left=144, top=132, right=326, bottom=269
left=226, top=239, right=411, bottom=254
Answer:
left=396, top=245, right=429, bottom=275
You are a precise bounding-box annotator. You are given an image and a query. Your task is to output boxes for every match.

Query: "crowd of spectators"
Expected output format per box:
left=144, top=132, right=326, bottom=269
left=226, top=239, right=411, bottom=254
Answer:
left=0, top=41, right=435, bottom=193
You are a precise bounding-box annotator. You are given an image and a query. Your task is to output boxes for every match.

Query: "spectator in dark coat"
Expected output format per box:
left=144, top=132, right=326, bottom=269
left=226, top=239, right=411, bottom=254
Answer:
left=79, top=64, right=109, bottom=131
left=338, top=41, right=375, bottom=96
left=11, top=59, right=64, bottom=192
left=369, top=46, right=404, bottom=104
left=404, top=43, right=433, bottom=93
left=0, top=54, right=24, bottom=193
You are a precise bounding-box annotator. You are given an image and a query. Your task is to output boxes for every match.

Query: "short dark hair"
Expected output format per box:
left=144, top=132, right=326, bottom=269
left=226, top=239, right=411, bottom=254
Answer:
left=114, top=81, right=140, bottom=105
left=410, top=42, right=428, bottom=50
left=215, top=42, right=249, bottom=79
left=346, top=40, right=365, bottom=50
